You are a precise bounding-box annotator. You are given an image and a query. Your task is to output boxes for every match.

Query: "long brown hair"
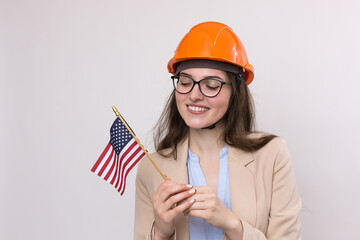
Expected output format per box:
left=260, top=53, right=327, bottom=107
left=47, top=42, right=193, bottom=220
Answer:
left=154, top=71, right=276, bottom=158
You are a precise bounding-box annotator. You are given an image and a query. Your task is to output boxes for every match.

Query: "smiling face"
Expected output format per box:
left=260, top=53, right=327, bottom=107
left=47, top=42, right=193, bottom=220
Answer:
left=175, top=68, right=232, bottom=129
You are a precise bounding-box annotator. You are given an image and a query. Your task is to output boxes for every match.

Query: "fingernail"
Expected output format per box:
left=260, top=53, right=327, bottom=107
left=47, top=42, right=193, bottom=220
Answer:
left=189, top=189, right=196, bottom=194
left=189, top=198, right=196, bottom=203
left=186, top=184, right=192, bottom=188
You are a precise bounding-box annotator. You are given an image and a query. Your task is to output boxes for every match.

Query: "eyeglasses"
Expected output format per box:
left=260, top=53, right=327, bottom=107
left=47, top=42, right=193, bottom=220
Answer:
left=171, top=74, right=232, bottom=97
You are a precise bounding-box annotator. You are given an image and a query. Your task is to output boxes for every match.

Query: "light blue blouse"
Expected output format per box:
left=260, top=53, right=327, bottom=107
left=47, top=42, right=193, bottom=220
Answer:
left=187, top=145, right=231, bottom=240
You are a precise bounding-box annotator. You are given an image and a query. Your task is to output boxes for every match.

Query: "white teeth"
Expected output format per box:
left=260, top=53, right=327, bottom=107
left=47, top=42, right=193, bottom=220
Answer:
left=188, top=105, right=209, bottom=112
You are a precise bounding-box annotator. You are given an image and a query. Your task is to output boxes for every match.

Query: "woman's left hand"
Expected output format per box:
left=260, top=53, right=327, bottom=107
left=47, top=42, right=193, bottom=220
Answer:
left=186, top=186, right=244, bottom=238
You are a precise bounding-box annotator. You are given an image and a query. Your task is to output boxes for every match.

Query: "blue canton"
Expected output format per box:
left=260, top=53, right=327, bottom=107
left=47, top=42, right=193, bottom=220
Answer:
left=109, top=118, right=132, bottom=155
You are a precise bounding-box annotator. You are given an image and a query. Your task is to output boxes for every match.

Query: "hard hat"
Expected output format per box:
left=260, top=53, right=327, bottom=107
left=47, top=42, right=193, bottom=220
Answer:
left=168, top=21, right=254, bottom=85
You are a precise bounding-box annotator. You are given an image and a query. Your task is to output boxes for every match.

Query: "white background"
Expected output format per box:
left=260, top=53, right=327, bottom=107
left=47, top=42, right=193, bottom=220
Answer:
left=1, top=0, right=359, bottom=239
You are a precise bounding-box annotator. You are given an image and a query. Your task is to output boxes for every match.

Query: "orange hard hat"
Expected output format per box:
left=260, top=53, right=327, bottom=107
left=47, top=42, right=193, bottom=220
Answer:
left=168, top=21, right=254, bottom=85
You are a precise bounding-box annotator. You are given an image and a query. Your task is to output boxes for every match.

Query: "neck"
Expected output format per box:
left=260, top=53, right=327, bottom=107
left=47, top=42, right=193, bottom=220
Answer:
left=188, top=122, right=226, bottom=157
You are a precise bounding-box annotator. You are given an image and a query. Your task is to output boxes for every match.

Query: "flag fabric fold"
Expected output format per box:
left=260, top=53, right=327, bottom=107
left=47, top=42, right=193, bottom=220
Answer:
left=91, top=118, right=145, bottom=195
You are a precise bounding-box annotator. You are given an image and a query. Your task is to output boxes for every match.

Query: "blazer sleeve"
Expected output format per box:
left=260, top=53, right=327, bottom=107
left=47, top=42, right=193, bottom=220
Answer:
left=265, top=140, right=302, bottom=239
left=134, top=158, right=177, bottom=240
left=134, top=158, right=155, bottom=240
left=225, top=140, right=302, bottom=240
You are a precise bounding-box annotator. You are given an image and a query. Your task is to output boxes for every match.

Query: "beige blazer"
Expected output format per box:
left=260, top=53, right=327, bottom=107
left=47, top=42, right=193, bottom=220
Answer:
left=134, top=137, right=302, bottom=240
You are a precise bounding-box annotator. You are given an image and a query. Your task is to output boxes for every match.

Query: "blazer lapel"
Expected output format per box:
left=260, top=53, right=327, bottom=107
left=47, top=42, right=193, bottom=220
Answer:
left=163, top=137, right=189, bottom=183
left=228, top=146, right=257, bottom=226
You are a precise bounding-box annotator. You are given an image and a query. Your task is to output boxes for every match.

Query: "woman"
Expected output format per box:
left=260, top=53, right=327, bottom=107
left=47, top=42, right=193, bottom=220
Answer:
left=134, top=22, right=301, bottom=240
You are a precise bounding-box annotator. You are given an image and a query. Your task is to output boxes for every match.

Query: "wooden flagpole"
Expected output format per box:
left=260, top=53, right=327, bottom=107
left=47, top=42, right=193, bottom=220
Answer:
left=112, top=106, right=167, bottom=181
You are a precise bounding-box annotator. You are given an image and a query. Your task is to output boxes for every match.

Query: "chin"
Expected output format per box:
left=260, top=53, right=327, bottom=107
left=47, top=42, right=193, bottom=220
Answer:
left=184, top=120, right=210, bottom=129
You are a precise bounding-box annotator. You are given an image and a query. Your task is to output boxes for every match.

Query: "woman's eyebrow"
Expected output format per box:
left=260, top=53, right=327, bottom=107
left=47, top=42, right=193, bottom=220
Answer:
left=202, top=75, right=224, bottom=80
left=179, top=72, right=224, bottom=80
left=179, top=72, right=193, bottom=77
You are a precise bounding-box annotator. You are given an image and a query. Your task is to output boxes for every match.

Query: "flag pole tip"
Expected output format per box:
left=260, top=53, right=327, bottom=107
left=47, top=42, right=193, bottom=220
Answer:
left=112, top=106, right=119, bottom=116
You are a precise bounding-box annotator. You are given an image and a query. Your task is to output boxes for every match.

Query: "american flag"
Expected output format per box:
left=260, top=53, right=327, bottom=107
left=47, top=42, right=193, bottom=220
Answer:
left=91, top=118, right=145, bottom=195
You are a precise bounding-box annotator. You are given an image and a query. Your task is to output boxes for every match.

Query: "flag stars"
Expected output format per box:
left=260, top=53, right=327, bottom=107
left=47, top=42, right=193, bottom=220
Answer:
left=108, top=118, right=136, bottom=154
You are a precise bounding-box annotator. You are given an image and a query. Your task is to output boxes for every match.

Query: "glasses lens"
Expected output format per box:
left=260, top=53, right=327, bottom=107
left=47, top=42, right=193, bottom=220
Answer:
left=200, top=79, right=222, bottom=97
left=175, top=76, right=193, bottom=93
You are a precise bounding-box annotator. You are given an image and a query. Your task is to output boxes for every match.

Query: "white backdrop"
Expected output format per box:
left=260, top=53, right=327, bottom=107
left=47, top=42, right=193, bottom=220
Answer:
left=1, top=0, right=359, bottom=239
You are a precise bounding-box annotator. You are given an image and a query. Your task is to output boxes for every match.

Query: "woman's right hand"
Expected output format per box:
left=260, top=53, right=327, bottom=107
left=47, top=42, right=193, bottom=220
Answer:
left=152, top=178, right=196, bottom=240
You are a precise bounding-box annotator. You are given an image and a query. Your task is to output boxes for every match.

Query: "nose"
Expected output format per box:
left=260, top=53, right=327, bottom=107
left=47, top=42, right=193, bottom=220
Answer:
left=189, top=83, right=204, bottom=101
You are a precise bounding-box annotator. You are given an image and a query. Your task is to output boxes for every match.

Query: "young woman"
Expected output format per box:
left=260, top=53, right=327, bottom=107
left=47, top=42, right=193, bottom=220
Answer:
left=134, top=22, right=302, bottom=240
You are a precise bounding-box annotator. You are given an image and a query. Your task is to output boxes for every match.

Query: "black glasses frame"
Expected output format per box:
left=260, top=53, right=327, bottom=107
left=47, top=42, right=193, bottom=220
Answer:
left=171, top=75, right=232, bottom=98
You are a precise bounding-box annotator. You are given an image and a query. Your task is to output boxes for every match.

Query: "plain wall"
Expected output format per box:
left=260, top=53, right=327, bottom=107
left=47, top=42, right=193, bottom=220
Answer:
left=1, top=0, right=359, bottom=239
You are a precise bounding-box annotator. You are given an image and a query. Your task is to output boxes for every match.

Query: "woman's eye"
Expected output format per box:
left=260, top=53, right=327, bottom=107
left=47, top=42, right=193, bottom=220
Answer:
left=178, top=77, right=193, bottom=86
left=204, top=80, right=221, bottom=90
left=206, top=85, right=220, bottom=90
left=179, top=81, right=191, bottom=86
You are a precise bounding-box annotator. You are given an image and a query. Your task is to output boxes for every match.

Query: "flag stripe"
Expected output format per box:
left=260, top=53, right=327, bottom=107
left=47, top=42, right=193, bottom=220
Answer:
left=111, top=153, right=121, bottom=185
left=93, top=146, right=113, bottom=175
left=101, top=150, right=117, bottom=179
left=91, top=143, right=111, bottom=172
left=98, top=149, right=114, bottom=176
left=119, top=152, right=145, bottom=195
left=118, top=146, right=142, bottom=191
left=108, top=154, right=119, bottom=184
left=104, top=152, right=117, bottom=181
left=115, top=140, right=138, bottom=188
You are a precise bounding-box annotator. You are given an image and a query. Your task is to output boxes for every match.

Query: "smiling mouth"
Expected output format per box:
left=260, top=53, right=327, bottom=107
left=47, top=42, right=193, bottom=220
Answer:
left=187, top=105, right=209, bottom=112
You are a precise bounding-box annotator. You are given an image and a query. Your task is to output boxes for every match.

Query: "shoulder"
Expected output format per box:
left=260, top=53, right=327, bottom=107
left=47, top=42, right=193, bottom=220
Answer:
left=136, top=148, right=179, bottom=180
left=244, top=132, right=287, bottom=154
left=238, top=136, right=295, bottom=189
left=137, top=151, right=171, bottom=176
left=138, top=137, right=189, bottom=174
left=253, top=135, right=288, bottom=156
left=249, top=135, right=291, bottom=169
